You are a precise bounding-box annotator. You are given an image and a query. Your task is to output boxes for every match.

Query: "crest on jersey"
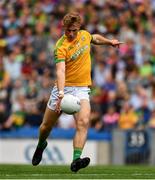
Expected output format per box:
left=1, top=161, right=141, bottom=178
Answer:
left=81, top=36, right=86, bottom=41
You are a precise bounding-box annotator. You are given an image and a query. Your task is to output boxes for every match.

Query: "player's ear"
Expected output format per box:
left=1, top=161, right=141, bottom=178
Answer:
left=61, top=20, right=65, bottom=28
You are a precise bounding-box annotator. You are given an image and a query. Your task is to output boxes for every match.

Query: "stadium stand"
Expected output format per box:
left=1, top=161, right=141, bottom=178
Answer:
left=0, top=0, right=155, bottom=139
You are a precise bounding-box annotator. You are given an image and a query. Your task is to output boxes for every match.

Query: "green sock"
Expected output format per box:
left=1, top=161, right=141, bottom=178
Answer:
left=37, top=140, right=46, bottom=148
left=73, top=148, right=82, bottom=161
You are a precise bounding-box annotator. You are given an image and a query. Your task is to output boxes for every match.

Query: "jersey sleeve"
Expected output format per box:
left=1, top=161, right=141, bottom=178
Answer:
left=87, top=31, right=93, bottom=42
left=54, top=47, right=66, bottom=63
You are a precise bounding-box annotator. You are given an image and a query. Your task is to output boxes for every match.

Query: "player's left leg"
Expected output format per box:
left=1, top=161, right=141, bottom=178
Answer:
left=70, top=99, right=91, bottom=172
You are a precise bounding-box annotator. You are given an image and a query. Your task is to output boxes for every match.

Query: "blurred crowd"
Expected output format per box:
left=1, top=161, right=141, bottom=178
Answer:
left=0, top=0, right=155, bottom=132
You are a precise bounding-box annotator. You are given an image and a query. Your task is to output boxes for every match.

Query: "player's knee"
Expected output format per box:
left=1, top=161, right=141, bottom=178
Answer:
left=77, top=117, right=89, bottom=131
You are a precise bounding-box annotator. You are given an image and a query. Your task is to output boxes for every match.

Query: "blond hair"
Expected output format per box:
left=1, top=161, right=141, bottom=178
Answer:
left=62, top=12, right=81, bottom=27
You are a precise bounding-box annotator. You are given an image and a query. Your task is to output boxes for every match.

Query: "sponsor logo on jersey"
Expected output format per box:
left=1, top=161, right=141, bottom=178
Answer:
left=70, top=45, right=88, bottom=60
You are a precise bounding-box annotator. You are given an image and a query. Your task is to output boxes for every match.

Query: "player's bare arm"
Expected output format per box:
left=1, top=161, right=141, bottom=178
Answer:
left=91, top=34, right=123, bottom=47
left=55, top=61, right=65, bottom=113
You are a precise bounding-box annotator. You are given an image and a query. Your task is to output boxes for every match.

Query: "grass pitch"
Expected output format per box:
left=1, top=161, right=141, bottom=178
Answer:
left=0, top=164, right=155, bottom=179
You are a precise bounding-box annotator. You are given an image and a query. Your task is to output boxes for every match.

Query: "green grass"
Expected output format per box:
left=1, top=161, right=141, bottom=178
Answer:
left=0, top=164, right=155, bottom=179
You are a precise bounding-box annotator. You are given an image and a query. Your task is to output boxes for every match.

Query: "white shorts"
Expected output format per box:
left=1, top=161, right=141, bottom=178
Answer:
left=47, top=86, right=91, bottom=110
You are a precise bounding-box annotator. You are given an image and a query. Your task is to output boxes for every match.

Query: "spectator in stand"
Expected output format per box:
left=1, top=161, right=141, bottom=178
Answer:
left=35, top=51, right=52, bottom=76
left=115, top=80, right=129, bottom=112
left=3, top=94, right=26, bottom=129
left=148, top=110, right=155, bottom=129
left=93, top=59, right=108, bottom=88
left=3, top=50, right=22, bottom=81
left=32, top=21, right=48, bottom=58
left=126, top=65, right=141, bottom=93
left=21, top=54, right=34, bottom=80
left=0, top=0, right=155, bottom=132
left=5, top=28, right=21, bottom=50
left=102, top=105, right=119, bottom=131
left=102, top=72, right=117, bottom=92
left=0, top=55, right=11, bottom=129
left=0, top=55, right=11, bottom=90
left=130, top=85, right=148, bottom=110
left=118, top=101, right=139, bottom=130
left=136, top=99, right=152, bottom=128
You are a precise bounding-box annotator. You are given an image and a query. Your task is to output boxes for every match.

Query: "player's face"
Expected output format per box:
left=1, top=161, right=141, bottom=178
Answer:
left=65, top=24, right=80, bottom=41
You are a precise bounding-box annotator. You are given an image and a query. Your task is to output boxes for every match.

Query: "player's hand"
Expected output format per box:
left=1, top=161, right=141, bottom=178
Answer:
left=111, top=40, right=124, bottom=48
left=55, top=97, right=62, bottom=113
left=55, top=92, right=64, bottom=113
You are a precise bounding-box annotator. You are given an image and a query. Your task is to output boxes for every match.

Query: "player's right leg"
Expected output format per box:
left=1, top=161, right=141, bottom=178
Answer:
left=32, top=86, right=61, bottom=166
left=70, top=99, right=91, bottom=172
left=32, top=106, right=60, bottom=166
